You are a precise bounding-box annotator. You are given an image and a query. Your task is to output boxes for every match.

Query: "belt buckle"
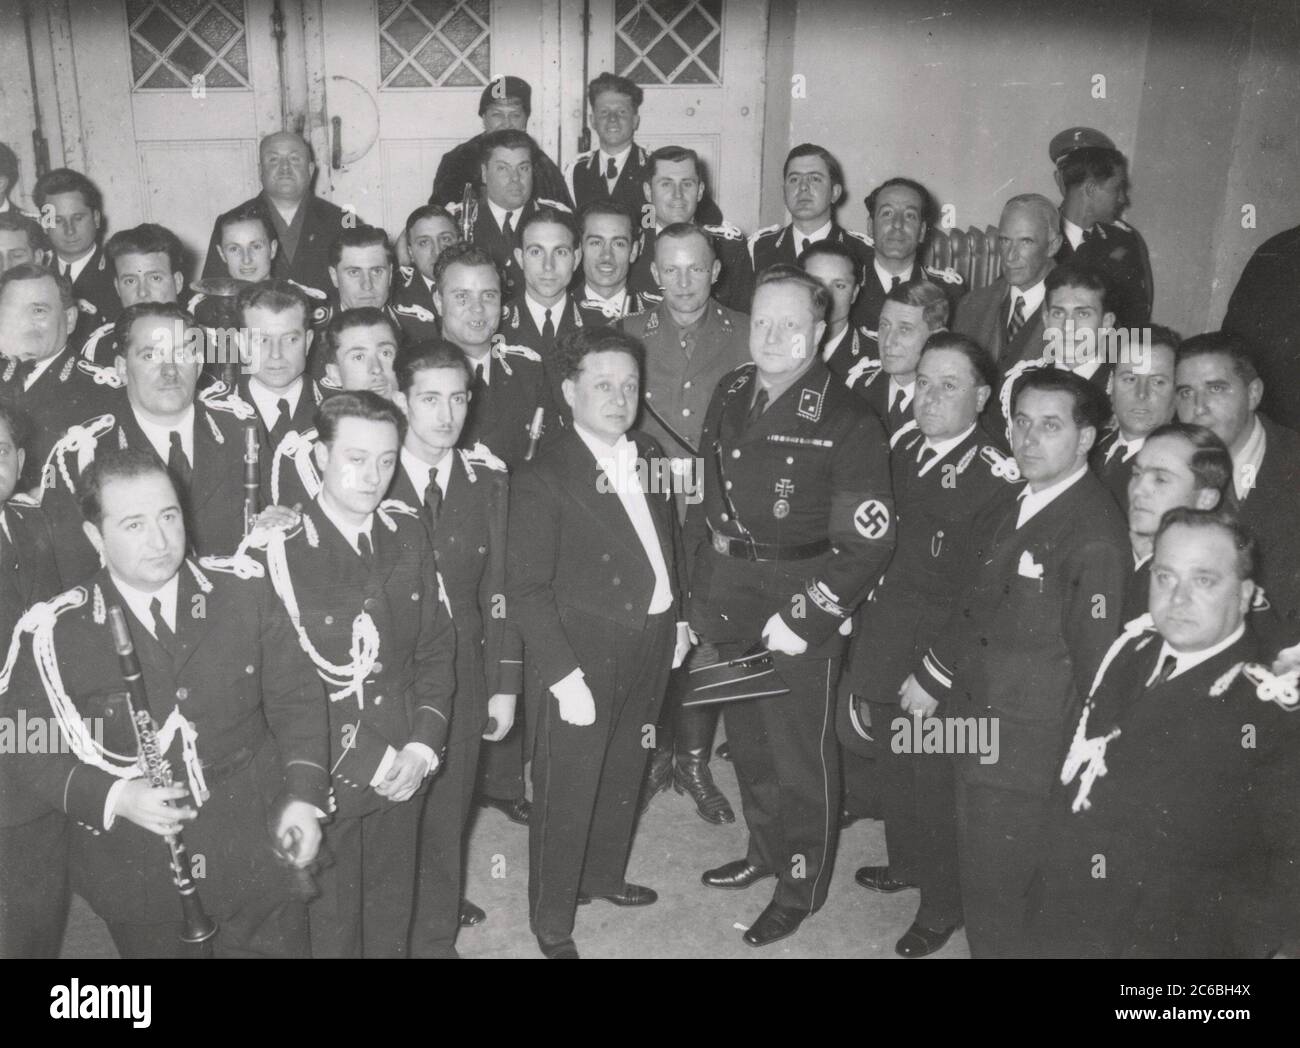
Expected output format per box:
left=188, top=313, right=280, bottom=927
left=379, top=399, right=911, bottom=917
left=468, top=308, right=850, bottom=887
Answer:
left=712, top=531, right=728, bottom=555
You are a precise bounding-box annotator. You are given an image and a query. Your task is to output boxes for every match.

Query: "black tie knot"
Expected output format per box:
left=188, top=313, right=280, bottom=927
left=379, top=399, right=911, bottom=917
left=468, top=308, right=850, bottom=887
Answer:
left=357, top=531, right=373, bottom=561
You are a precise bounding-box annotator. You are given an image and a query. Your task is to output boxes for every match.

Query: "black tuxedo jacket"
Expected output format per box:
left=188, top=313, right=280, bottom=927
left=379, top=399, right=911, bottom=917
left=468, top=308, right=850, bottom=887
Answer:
left=203, top=193, right=351, bottom=295
left=1236, top=417, right=1300, bottom=627
left=1088, top=428, right=1140, bottom=513
left=62, top=245, right=119, bottom=328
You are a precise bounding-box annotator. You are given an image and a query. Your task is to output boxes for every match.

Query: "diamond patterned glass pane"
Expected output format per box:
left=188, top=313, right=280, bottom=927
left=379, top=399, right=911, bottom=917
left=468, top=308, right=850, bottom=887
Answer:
left=379, top=0, right=491, bottom=89
left=615, top=0, right=723, bottom=85
left=129, top=0, right=250, bottom=90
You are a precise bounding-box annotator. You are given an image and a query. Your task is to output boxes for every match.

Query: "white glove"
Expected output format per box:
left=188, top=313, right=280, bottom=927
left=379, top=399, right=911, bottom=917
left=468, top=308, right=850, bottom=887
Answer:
left=762, top=612, right=808, bottom=656
left=672, top=622, right=694, bottom=669
left=551, top=669, right=596, bottom=726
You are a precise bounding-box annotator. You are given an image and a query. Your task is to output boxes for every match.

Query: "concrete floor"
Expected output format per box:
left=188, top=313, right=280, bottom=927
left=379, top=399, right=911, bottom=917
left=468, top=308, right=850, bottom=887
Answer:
left=60, top=754, right=969, bottom=960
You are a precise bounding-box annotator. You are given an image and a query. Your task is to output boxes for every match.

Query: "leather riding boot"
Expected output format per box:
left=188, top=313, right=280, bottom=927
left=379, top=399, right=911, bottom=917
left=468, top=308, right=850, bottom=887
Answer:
left=639, top=744, right=674, bottom=814
left=672, top=704, right=735, bottom=824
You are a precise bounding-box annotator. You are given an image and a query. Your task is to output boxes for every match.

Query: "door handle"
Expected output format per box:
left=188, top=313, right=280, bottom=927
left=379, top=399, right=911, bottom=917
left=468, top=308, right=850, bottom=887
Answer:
left=331, top=115, right=342, bottom=170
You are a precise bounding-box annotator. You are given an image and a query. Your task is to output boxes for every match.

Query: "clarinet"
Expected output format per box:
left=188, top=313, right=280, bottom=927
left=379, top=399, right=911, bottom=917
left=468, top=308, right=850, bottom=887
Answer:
left=242, top=422, right=260, bottom=536
left=107, top=606, right=218, bottom=949
left=460, top=181, right=478, bottom=241
left=524, top=406, right=544, bottom=462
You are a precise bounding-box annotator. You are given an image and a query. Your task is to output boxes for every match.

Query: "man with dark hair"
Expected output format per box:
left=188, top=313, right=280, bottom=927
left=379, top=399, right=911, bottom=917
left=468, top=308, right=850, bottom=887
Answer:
left=429, top=76, right=572, bottom=211
left=213, top=206, right=280, bottom=284
left=843, top=175, right=965, bottom=334
left=33, top=168, right=117, bottom=327
left=900, top=366, right=1128, bottom=957
left=574, top=201, right=654, bottom=319
left=1090, top=325, right=1179, bottom=510
left=203, top=132, right=356, bottom=294
left=954, top=194, right=1062, bottom=371
left=846, top=333, right=1018, bottom=958
left=626, top=222, right=749, bottom=825
left=41, top=301, right=254, bottom=582
left=1049, top=127, right=1153, bottom=327
left=0, top=213, right=50, bottom=276
left=3, top=448, right=330, bottom=958
left=629, top=146, right=751, bottom=312
left=256, top=390, right=456, bottom=958
left=1222, top=222, right=1300, bottom=433
left=508, top=326, right=690, bottom=959
left=800, top=240, right=875, bottom=384
left=1175, top=332, right=1300, bottom=628
left=391, top=345, right=520, bottom=954
left=0, top=400, right=67, bottom=958
left=690, top=266, right=895, bottom=947
left=393, top=204, right=457, bottom=344
left=0, top=264, right=116, bottom=489
left=750, top=145, right=872, bottom=284
left=1121, top=421, right=1231, bottom=622
left=1031, top=509, right=1300, bottom=957
left=79, top=223, right=187, bottom=366
left=565, top=73, right=655, bottom=217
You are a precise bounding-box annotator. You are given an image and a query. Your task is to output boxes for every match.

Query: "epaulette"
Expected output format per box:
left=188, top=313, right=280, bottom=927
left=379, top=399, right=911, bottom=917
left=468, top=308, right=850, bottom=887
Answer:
left=703, top=221, right=743, bottom=242
left=846, top=357, right=882, bottom=389
left=1112, top=220, right=1134, bottom=234
left=319, top=373, right=342, bottom=391
left=566, top=149, right=595, bottom=173
left=493, top=341, right=541, bottom=362
left=842, top=228, right=874, bottom=248
left=747, top=223, right=781, bottom=252
left=43, top=413, right=116, bottom=491
left=76, top=359, right=123, bottom=388
left=77, top=298, right=98, bottom=316
left=377, top=498, right=419, bottom=531
left=461, top=442, right=507, bottom=479
left=199, top=383, right=257, bottom=420
left=725, top=363, right=757, bottom=395
left=503, top=303, right=521, bottom=330
left=580, top=296, right=624, bottom=320
left=79, top=320, right=115, bottom=361
left=1241, top=663, right=1298, bottom=710
left=979, top=445, right=1021, bottom=482
left=955, top=444, right=978, bottom=474
left=641, top=290, right=664, bottom=304
left=399, top=265, right=415, bottom=284
left=287, top=279, right=328, bottom=301
left=537, top=198, right=572, bottom=214
left=924, top=265, right=964, bottom=286
left=394, top=302, right=436, bottom=323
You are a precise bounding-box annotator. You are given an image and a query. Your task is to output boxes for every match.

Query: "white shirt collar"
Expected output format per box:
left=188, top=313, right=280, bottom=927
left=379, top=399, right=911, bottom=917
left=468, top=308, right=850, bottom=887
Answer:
left=401, top=445, right=454, bottom=502
left=316, top=495, right=374, bottom=556
left=61, top=245, right=97, bottom=283
left=1232, top=414, right=1266, bottom=501
left=24, top=351, right=64, bottom=390
left=919, top=423, right=976, bottom=473
left=1008, top=277, right=1047, bottom=319
left=524, top=292, right=566, bottom=334
left=599, top=144, right=633, bottom=170
left=487, top=198, right=518, bottom=232
left=132, top=403, right=195, bottom=467
left=1148, top=623, right=1247, bottom=685
left=1016, top=462, right=1088, bottom=528
left=821, top=325, right=849, bottom=363
left=584, top=284, right=628, bottom=313
left=874, top=257, right=915, bottom=294
left=574, top=421, right=635, bottom=466
left=1062, top=218, right=1086, bottom=250
left=246, top=375, right=303, bottom=428
left=792, top=220, right=833, bottom=250
left=465, top=348, right=492, bottom=386
left=111, top=570, right=180, bottom=638
left=1133, top=548, right=1153, bottom=571
left=1105, top=431, right=1145, bottom=463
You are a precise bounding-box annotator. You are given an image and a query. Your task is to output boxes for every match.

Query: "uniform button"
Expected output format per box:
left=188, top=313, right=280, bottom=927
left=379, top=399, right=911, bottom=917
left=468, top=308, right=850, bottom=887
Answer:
left=720, top=513, right=730, bottom=522
left=372, top=662, right=383, bottom=674
left=786, top=456, right=794, bottom=465
left=364, top=598, right=378, bottom=610
left=979, top=638, right=989, bottom=647
left=724, top=481, right=733, bottom=490
left=646, top=391, right=653, bottom=399
left=434, top=550, right=441, bottom=559
left=731, top=449, right=741, bottom=459
left=602, top=553, right=611, bottom=562
left=683, top=380, right=691, bottom=390
left=682, top=408, right=691, bottom=417
left=245, top=665, right=255, bottom=674
left=175, top=687, right=189, bottom=701
left=612, top=577, right=621, bottom=586
left=324, top=614, right=334, bottom=625
left=411, top=592, right=420, bottom=600
left=477, top=545, right=487, bottom=555
left=374, top=695, right=383, bottom=705
left=624, top=603, right=633, bottom=612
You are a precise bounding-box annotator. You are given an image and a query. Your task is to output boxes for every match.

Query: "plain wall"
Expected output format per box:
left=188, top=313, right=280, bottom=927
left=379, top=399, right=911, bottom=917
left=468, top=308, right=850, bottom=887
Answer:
left=769, top=0, right=1300, bottom=335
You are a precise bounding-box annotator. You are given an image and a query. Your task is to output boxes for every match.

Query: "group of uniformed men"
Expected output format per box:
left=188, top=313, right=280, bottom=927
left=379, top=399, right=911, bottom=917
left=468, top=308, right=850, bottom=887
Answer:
left=0, top=70, right=1296, bottom=961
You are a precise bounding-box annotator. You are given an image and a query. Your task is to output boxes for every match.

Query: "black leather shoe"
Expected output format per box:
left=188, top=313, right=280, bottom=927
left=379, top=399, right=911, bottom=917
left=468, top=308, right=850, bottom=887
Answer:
left=479, top=796, right=531, bottom=825
left=895, top=921, right=960, bottom=958
left=576, top=883, right=658, bottom=907
left=715, top=741, right=732, bottom=760
left=673, top=749, right=736, bottom=824
left=702, top=859, right=773, bottom=890
left=854, top=865, right=915, bottom=893
left=537, top=934, right=579, bottom=959
left=639, top=746, right=674, bottom=814
left=459, top=899, right=486, bottom=927
left=743, top=901, right=806, bottom=947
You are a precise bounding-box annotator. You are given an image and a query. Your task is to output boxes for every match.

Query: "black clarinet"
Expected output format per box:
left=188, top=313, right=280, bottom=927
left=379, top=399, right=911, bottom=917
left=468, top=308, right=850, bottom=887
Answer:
left=242, top=422, right=260, bottom=536
left=107, top=606, right=218, bottom=949
left=524, top=406, right=545, bottom=462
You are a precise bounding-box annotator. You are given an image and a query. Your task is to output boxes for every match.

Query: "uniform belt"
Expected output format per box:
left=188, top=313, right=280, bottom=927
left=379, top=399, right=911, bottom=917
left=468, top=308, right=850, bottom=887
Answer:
left=708, top=523, right=829, bottom=562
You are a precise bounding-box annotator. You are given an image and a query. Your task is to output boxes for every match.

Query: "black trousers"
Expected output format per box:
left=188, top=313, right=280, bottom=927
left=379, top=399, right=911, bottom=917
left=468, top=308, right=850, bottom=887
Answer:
left=874, top=703, right=963, bottom=929
left=722, top=645, right=841, bottom=913
left=0, top=809, right=69, bottom=958
left=477, top=717, right=525, bottom=802
left=310, top=799, right=421, bottom=958
left=107, top=897, right=310, bottom=959
left=528, top=611, right=672, bottom=940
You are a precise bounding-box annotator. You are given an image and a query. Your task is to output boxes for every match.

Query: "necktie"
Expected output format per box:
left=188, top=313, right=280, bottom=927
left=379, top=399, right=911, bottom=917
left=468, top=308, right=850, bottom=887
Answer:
left=423, top=473, right=443, bottom=527
left=542, top=307, right=555, bottom=344
left=606, top=157, right=618, bottom=183
left=501, top=211, right=514, bottom=240
left=149, top=597, right=174, bottom=644
left=888, top=387, right=907, bottom=432
left=270, top=398, right=292, bottom=449
left=60, top=261, right=70, bottom=279
left=1082, top=225, right=1100, bottom=244
left=167, top=431, right=191, bottom=492
left=917, top=444, right=938, bottom=472
left=1149, top=652, right=1177, bottom=688
left=746, top=388, right=769, bottom=429
left=890, top=275, right=901, bottom=292
left=799, top=237, right=810, bottom=256
left=1006, top=294, right=1026, bottom=345
left=473, top=362, right=485, bottom=389
left=356, top=531, right=373, bottom=562
left=1105, top=437, right=1128, bottom=464
left=11, top=358, right=37, bottom=389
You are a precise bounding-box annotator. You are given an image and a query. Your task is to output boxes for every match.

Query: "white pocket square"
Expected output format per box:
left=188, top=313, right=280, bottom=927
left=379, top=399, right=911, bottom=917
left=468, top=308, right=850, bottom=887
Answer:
left=1017, top=550, right=1044, bottom=580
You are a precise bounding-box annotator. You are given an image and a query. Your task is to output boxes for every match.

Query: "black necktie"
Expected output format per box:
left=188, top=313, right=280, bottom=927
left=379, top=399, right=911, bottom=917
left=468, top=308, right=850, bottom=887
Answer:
left=606, top=157, right=618, bottom=183
left=167, top=431, right=191, bottom=492
left=1150, top=652, right=1177, bottom=688
left=799, top=237, right=810, bottom=256
left=1006, top=294, right=1026, bottom=345
left=890, top=275, right=901, bottom=292
left=1082, top=225, right=1100, bottom=244
left=60, top=261, right=71, bottom=279
left=356, top=531, right=373, bottom=562
left=501, top=211, right=514, bottom=239
left=11, top=358, right=37, bottom=388
left=542, top=307, right=555, bottom=344
left=917, top=444, right=938, bottom=472
left=888, top=387, right=907, bottom=431
left=149, top=597, right=174, bottom=644
left=747, top=388, right=769, bottom=429
left=423, top=474, right=443, bottom=527
left=269, top=398, right=292, bottom=448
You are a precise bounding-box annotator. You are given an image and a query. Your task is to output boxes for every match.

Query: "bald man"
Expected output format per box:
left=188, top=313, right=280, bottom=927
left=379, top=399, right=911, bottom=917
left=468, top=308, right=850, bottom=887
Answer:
left=203, top=132, right=358, bottom=294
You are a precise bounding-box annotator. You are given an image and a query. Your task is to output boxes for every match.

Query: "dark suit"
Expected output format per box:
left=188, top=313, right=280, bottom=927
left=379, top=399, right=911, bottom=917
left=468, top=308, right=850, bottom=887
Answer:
left=1088, top=429, right=1141, bottom=513
left=849, top=255, right=967, bottom=334
left=913, top=469, right=1128, bottom=956
left=822, top=325, right=876, bottom=387
left=848, top=367, right=915, bottom=440
left=391, top=266, right=441, bottom=345
left=460, top=341, right=556, bottom=470
left=628, top=222, right=754, bottom=314
left=1236, top=417, right=1300, bottom=628
left=430, top=135, right=573, bottom=212
left=499, top=294, right=605, bottom=422
left=685, top=361, right=896, bottom=912
left=953, top=276, right=1049, bottom=371
left=234, top=375, right=322, bottom=501
left=0, top=346, right=117, bottom=492
left=1030, top=625, right=1300, bottom=957
left=202, top=193, right=351, bottom=296
left=267, top=499, right=456, bottom=957
left=60, top=245, right=119, bottom=327
left=461, top=196, right=570, bottom=301
left=847, top=425, right=1019, bottom=929
left=508, top=428, right=685, bottom=939
left=0, top=498, right=68, bottom=958
left=4, top=562, right=330, bottom=957
left=1055, top=218, right=1153, bottom=327
left=43, top=392, right=253, bottom=582
left=393, top=449, right=522, bottom=957
left=1222, top=224, right=1300, bottom=432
